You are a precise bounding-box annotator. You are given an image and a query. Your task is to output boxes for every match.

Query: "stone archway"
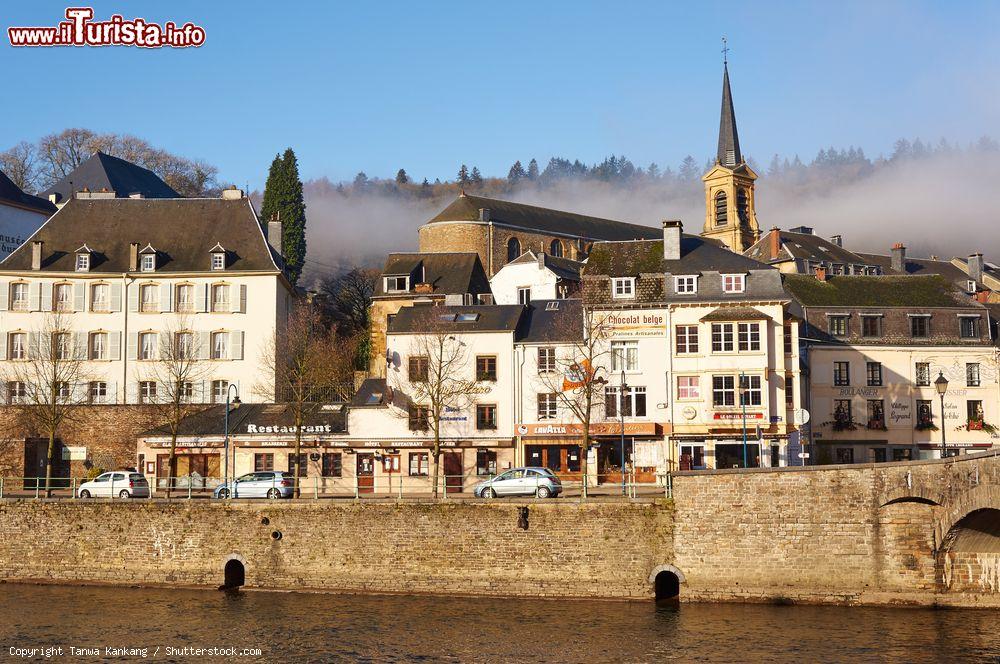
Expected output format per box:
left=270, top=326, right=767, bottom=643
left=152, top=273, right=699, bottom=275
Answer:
left=939, top=508, right=1000, bottom=593
left=648, top=564, right=686, bottom=601
left=222, top=553, right=247, bottom=589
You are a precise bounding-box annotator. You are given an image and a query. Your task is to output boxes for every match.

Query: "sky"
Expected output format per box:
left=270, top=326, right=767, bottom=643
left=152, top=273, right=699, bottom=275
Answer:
left=3, top=1, right=1000, bottom=190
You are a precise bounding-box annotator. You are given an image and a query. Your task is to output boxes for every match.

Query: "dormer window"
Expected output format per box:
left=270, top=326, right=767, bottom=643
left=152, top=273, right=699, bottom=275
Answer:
left=967, top=280, right=977, bottom=294
left=384, top=276, right=409, bottom=293
left=210, top=243, right=227, bottom=271
left=75, top=244, right=92, bottom=272
left=612, top=277, right=635, bottom=299
left=139, top=244, right=157, bottom=272
left=674, top=276, right=698, bottom=294
left=722, top=274, right=745, bottom=293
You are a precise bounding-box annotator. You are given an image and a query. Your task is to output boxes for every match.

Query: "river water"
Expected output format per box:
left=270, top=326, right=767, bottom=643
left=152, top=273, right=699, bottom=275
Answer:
left=1, top=584, right=998, bottom=662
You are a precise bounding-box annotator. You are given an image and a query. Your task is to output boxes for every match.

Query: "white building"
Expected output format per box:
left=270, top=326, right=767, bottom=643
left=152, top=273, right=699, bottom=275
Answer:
left=0, top=191, right=293, bottom=405
left=0, top=171, right=54, bottom=260
left=489, top=250, right=582, bottom=304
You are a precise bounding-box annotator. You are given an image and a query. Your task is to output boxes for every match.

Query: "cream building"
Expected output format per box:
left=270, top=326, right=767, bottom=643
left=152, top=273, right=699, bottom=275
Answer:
left=489, top=250, right=582, bottom=304
left=0, top=171, right=54, bottom=260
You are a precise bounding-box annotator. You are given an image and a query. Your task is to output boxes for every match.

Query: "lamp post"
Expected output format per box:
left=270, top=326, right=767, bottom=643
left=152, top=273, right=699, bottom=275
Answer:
left=935, top=371, right=949, bottom=458
left=223, top=383, right=241, bottom=495
left=620, top=370, right=627, bottom=496
left=739, top=373, right=748, bottom=468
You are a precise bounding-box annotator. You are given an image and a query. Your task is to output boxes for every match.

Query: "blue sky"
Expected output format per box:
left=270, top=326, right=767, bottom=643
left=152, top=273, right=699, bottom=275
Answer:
left=4, top=1, right=999, bottom=190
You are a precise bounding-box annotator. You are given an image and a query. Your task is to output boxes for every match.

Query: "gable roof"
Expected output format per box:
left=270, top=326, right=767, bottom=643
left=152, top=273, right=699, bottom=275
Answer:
left=0, top=198, right=280, bottom=274
left=855, top=252, right=971, bottom=283
left=585, top=235, right=766, bottom=277
left=516, top=299, right=584, bottom=343
left=783, top=274, right=976, bottom=308
left=388, top=304, right=524, bottom=334
left=374, top=252, right=491, bottom=297
left=41, top=152, right=180, bottom=202
left=502, top=250, right=583, bottom=281
left=0, top=170, right=56, bottom=215
left=426, top=194, right=661, bottom=242
left=744, top=229, right=877, bottom=269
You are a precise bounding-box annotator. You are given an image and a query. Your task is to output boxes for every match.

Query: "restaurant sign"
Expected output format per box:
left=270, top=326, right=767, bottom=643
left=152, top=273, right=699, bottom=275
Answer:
left=517, top=422, right=663, bottom=436
left=246, top=423, right=336, bottom=434
left=713, top=412, right=765, bottom=420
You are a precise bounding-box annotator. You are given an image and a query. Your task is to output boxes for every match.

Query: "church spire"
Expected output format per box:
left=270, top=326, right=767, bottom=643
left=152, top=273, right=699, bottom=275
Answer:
left=717, top=62, right=743, bottom=168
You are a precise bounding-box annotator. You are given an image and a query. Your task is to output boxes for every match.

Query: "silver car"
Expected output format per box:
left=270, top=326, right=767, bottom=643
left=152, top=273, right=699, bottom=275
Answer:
left=77, top=472, right=150, bottom=499
left=214, top=471, right=295, bottom=499
left=474, top=467, right=562, bottom=498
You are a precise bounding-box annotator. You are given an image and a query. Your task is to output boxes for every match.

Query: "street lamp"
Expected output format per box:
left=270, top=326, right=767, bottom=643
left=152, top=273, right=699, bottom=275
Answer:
left=738, top=373, right=749, bottom=468
left=935, top=371, right=949, bottom=458
left=620, top=370, right=627, bottom=496
left=223, top=383, right=241, bottom=495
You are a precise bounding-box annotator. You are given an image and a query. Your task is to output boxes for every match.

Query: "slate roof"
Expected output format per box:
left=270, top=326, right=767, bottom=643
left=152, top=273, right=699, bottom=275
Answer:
left=504, top=251, right=583, bottom=281
left=516, top=299, right=583, bottom=343
left=717, top=64, right=743, bottom=167
left=426, top=194, right=661, bottom=241
left=783, top=274, right=976, bottom=308
left=586, top=236, right=767, bottom=276
left=351, top=378, right=389, bottom=407
left=374, top=252, right=491, bottom=297
left=700, top=306, right=769, bottom=322
left=0, top=198, right=280, bottom=274
left=745, top=230, right=877, bottom=269
left=41, top=152, right=180, bottom=202
left=388, top=304, right=524, bottom=334
left=0, top=170, right=56, bottom=214
left=141, top=403, right=347, bottom=437
left=855, top=252, right=970, bottom=283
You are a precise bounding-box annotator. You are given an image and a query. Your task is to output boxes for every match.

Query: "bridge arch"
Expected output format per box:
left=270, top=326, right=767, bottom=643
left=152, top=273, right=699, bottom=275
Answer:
left=648, top=564, right=686, bottom=601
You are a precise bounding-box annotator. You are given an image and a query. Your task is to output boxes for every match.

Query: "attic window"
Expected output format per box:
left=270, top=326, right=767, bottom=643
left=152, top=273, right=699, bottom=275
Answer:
left=545, top=301, right=560, bottom=311
left=141, top=254, right=156, bottom=272
left=366, top=392, right=383, bottom=405
left=967, top=280, right=977, bottom=294
left=75, top=252, right=91, bottom=272
left=385, top=276, right=409, bottom=293
left=722, top=274, right=745, bottom=293
left=612, top=277, right=635, bottom=299
left=209, top=243, right=227, bottom=271
left=455, top=313, right=480, bottom=322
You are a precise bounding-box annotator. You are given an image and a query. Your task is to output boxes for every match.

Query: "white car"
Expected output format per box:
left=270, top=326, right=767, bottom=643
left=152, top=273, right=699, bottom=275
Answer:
left=77, top=471, right=151, bottom=499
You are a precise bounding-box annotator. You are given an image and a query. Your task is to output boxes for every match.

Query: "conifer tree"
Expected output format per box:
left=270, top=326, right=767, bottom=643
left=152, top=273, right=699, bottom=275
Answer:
left=470, top=167, right=483, bottom=185
left=507, top=160, right=526, bottom=185
left=261, top=148, right=307, bottom=286
left=527, top=158, right=539, bottom=180
left=395, top=168, right=409, bottom=185
left=457, top=164, right=470, bottom=185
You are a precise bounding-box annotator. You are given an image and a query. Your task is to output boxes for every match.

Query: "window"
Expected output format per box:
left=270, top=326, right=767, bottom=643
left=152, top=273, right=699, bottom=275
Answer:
left=408, top=356, right=429, bottom=382
left=967, top=400, right=985, bottom=426
left=408, top=405, right=430, bottom=431
left=139, top=284, right=158, bottom=312
left=740, top=375, right=762, bottom=407
left=8, top=333, right=26, bottom=360
left=783, top=323, right=793, bottom=354
left=175, top=284, right=194, bottom=312
left=549, top=239, right=564, bottom=257
left=10, top=283, right=28, bottom=311
left=784, top=375, right=794, bottom=408
left=6, top=381, right=26, bottom=404
left=866, top=362, right=883, bottom=387
left=76, top=253, right=90, bottom=272
left=409, top=452, right=429, bottom=476
left=967, top=363, right=981, bottom=387
left=737, top=322, right=761, bottom=351
left=677, top=376, right=700, bottom=400
left=254, top=453, right=274, bottom=472
left=828, top=316, right=849, bottom=337
left=476, top=404, right=497, bottom=430
left=141, top=254, right=156, bottom=272
left=861, top=315, right=881, bottom=337
left=211, top=284, right=230, bottom=312
left=714, top=191, right=728, bottom=225
left=517, top=287, right=531, bottom=304
left=867, top=400, right=885, bottom=429
left=722, top=274, right=745, bottom=293
left=506, top=237, right=521, bottom=262
left=960, top=317, right=980, bottom=339
left=476, top=355, right=497, bottom=382
left=910, top=316, right=929, bottom=338
left=537, top=393, right=557, bottom=420
left=90, top=283, right=109, bottom=312
left=476, top=450, right=497, bottom=476
left=679, top=444, right=705, bottom=470
left=831, top=263, right=844, bottom=275
left=537, top=347, right=556, bottom=373
left=211, top=252, right=226, bottom=271
left=916, top=400, right=933, bottom=427
left=175, top=332, right=194, bottom=360
left=211, top=332, right=228, bottom=360
left=89, top=332, right=107, bottom=360
left=610, top=340, right=639, bottom=371
left=834, top=361, right=850, bottom=386
left=674, top=276, right=697, bottom=294
left=711, top=323, right=735, bottom=353
left=54, top=283, right=72, bottom=311
left=915, top=362, right=930, bottom=386
left=967, top=280, right=977, bottom=294
left=836, top=448, right=855, bottom=464
left=322, top=453, right=342, bottom=477
left=712, top=375, right=736, bottom=407
left=605, top=385, right=647, bottom=417
left=139, top=332, right=156, bottom=360
left=179, top=382, right=194, bottom=401
left=211, top=380, right=229, bottom=403
left=56, top=381, right=70, bottom=401
left=287, top=453, right=309, bottom=477
left=54, top=332, right=71, bottom=360
left=88, top=381, right=107, bottom=404
left=139, top=381, right=157, bottom=403
left=612, top=278, right=635, bottom=299
left=382, top=454, right=400, bottom=474
left=675, top=325, right=699, bottom=354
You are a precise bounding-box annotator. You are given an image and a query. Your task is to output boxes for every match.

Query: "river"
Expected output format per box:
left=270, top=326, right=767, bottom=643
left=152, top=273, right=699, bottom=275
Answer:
left=1, top=584, right=998, bottom=662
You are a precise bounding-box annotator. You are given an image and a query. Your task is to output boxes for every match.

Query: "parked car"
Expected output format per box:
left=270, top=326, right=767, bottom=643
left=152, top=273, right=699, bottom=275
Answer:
left=474, top=467, right=562, bottom=498
left=77, top=472, right=150, bottom=499
left=213, top=471, right=295, bottom=499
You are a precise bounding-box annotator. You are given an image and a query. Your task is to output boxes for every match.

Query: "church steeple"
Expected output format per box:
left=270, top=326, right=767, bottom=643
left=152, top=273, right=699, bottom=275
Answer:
left=717, top=64, right=743, bottom=168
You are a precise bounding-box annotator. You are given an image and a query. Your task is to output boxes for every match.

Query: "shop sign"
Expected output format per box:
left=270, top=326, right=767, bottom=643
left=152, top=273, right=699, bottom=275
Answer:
left=917, top=441, right=992, bottom=449
left=838, top=387, right=881, bottom=397
left=890, top=401, right=911, bottom=424
left=246, top=423, right=335, bottom=434
left=62, top=446, right=86, bottom=461
left=713, top=412, right=765, bottom=421
left=441, top=406, right=468, bottom=422
left=602, top=310, right=667, bottom=338
left=149, top=439, right=222, bottom=449
left=517, top=422, right=662, bottom=436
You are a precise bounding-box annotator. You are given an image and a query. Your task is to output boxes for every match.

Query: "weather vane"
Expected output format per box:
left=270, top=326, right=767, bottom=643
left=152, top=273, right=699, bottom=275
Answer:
left=722, top=36, right=729, bottom=66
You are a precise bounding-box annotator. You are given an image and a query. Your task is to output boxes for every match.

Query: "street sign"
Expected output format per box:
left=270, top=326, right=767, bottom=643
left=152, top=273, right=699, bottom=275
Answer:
left=798, top=452, right=810, bottom=459
left=793, top=409, right=811, bottom=426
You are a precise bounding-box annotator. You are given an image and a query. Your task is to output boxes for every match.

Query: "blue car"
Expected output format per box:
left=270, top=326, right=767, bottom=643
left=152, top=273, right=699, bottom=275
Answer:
left=213, top=471, right=295, bottom=499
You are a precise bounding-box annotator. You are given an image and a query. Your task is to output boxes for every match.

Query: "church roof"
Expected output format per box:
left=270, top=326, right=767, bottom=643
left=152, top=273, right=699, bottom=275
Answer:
left=717, top=64, right=743, bottom=168
left=41, top=151, right=180, bottom=202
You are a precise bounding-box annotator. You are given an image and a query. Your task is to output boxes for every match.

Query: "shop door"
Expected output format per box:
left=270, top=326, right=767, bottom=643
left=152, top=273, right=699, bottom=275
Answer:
left=443, top=452, right=463, bottom=493
left=356, top=453, right=375, bottom=493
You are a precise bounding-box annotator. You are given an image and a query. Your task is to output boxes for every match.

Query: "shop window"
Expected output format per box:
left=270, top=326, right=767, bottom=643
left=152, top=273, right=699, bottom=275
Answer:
left=476, top=404, right=497, bottom=430
left=409, top=452, right=429, bottom=476
left=679, top=444, right=705, bottom=471
left=287, top=453, right=309, bottom=477
left=675, top=325, right=698, bottom=354
left=892, top=449, right=913, bottom=462
left=381, top=453, right=400, bottom=473
left=476, top=355, right=497, bottom=381
left=408, top=356, right=429, bottom=382
left=322, top=453, right=342, bottom=477
left=476, top=450, right=497, bottom=476
left=868, top=448, right=887, bottom=463
left=408, top=405, right=430, bottom=431
left=836, top=448, right=855, bottom=464
left=255, top=453, right=274, bottom=472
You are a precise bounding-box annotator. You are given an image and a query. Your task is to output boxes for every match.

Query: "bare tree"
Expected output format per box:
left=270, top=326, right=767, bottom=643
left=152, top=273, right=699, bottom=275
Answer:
left=535, top=309, right=614, bottom=499
left=390, top=319, right=477, bottom=498
left=259, top=301, right=348, bottom=497
left=0, top=313, right=94, bottom=496
left=137, top=317, right=210, bottom=498
left=319, top=267, right=379, bottom=335
left=0, top=141, right=40, bottom=191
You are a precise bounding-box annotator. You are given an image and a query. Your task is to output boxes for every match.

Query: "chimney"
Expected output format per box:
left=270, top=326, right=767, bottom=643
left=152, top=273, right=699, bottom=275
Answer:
left=768, top=227, right=781, bottom=260
left=221, top=186, right=244, bottom=200
left=129, top=242, right=140, bottom=272
left=968, top=253, right=984, bottom=284
left=536, top=251, right=545, bottom=268
left=830, top=234, right=843, bottom=247
left=31, top=241, right=43, bottom=270
left=267, top=217, right=284, bottom=256
left=662, top=219, right=682, bottom=261
left=479, top=208, right=491, bottom=222
left=975, top=290, right=991, bottom=304
left=814, top=265, right=828, bottom=282
left=891, top=243, right=906, bottom=273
